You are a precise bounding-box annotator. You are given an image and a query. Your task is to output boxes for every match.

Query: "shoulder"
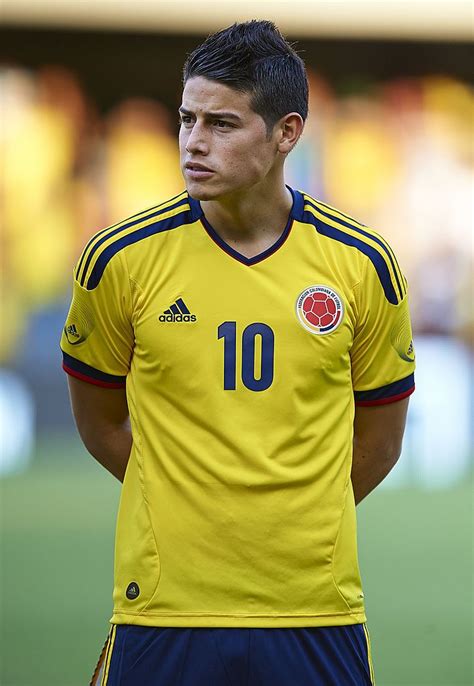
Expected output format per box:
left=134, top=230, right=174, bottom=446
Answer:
left=297, top=190, right=406, bottom=305
left=75, top=191, right=197, bottom=291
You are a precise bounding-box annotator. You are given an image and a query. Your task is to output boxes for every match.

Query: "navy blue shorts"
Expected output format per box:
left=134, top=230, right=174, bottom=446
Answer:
left=96, top=624, right=375, bottom=685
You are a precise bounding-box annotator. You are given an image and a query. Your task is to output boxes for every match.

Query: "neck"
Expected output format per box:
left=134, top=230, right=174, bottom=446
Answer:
left=200, top=181, right=293, bottom=256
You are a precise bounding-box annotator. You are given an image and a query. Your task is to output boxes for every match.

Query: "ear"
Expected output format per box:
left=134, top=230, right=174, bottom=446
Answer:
left=276, top=113, right=305, bottom=154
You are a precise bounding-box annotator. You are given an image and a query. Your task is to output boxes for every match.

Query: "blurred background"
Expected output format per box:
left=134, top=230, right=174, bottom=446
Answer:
left=0, top=1, right=472, bottom=684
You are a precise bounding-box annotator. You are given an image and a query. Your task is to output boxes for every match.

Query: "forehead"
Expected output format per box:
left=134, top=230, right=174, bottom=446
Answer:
left=181, top=76, right=254, bottom=116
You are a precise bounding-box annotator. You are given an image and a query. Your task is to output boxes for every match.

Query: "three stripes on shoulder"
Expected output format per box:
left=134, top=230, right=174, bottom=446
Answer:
left=302, top=195, right=407, bottom=305
left=75, top=192, right=191, bottom=291
left=74, top=189, right=406, bottom=307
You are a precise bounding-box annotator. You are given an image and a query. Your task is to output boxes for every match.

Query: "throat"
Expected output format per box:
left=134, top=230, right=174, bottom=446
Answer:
left=200, top=188, right=294, bottom=259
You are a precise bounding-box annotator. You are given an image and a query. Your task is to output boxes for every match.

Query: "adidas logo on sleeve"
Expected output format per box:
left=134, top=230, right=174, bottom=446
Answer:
left=159, top=298, right=197, bottom=323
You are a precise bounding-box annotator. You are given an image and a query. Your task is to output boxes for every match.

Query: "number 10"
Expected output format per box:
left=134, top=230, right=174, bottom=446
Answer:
left=217, top=321, right=274, bottom=392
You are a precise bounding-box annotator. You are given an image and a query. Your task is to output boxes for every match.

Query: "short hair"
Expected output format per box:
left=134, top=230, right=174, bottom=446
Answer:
left=183, top=20, right=308, bottom=132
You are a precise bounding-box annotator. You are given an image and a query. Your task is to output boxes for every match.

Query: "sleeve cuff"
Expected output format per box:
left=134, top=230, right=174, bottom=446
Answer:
left=62, top=351, right=127, bottom=389
left=354, top=373, right=415, bottom=406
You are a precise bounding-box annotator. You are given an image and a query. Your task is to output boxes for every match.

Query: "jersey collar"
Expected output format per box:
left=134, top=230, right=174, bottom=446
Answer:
left=187, top=186, right=304, bottom=266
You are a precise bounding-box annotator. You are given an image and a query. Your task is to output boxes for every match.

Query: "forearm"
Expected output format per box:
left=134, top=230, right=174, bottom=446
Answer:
left=79, top=419, right=132, bottom=482
left=67, top=376, right=132, bottom=482
left=351, top=434, right=400, bottom=505
left=351, top=399, right=409, bottom=504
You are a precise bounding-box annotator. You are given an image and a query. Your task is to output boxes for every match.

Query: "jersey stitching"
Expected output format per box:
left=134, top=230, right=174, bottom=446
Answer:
left=128, top=274, right=145, bottom=328
left=352, top=254, right=370, bottom=339
left=120, top=249, right=141, bottom=335
left=112, top=610, right=365, bottom=618
left=329, top=440, right=356, bottom=615
left=118, top=244, right=163, bottom=609
left=119, top=248, right=134, bottom=334
left=123, top=376, right=164, bottom=615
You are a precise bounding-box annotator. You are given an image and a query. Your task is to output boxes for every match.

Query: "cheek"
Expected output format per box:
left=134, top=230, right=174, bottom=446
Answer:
left=178, top=130, right=187, bottom=157
left=225, top=140, right=273, bottom=176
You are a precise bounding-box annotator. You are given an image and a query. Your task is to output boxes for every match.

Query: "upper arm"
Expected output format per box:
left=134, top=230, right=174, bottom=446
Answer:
left=353, top=397, right=410, bottom=459
left=351, top=252, right=415, bottom=406
left=60, top=247, right=134, bottom=387
left=351, top=397, right=410, bottom=503
left=67, top=375, right=129, bottom=438
left=67, top=374, right=131, bottom=482
left=61, top=242, right=134, bottom=453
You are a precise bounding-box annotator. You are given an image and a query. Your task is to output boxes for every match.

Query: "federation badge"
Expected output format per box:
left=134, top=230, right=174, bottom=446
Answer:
left=296, top=285, right=344, bottom=335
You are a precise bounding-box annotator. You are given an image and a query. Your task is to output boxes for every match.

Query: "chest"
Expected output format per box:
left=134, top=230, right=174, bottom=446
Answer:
left=128, top=236, right=358, bottom=394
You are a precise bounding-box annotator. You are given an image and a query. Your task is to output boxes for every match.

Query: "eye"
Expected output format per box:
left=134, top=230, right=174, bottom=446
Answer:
left=214, top=120, right=232, bottom=129
left=179, top=114, right=193, bottom=127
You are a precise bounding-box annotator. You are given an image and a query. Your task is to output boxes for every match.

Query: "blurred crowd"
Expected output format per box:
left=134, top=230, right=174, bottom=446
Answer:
left=1, top=64, right=473, bottom=364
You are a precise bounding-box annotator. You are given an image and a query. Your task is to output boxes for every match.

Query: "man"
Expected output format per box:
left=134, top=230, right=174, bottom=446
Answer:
left=61, top=20, right=415, bottom=686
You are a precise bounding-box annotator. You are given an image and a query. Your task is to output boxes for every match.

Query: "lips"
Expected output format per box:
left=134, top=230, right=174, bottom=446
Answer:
left=184, top=162, right=215, bottom=181
left=185, top=162, right=214, bottom=172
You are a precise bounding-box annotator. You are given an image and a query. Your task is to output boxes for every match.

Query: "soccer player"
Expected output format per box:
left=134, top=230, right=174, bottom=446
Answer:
left=61, top=20, right=415, bottom=685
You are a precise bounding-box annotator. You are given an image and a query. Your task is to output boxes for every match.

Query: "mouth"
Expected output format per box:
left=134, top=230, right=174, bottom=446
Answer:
left=184, top=162, right=215, bottom=180
left=185, top=162, right=214, bottom=172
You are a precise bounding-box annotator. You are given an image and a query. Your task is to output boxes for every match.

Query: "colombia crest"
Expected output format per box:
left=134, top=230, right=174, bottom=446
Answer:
left=296, top=285, right=344, bottom=335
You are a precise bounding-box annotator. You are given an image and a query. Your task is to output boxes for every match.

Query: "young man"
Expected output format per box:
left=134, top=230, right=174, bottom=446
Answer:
left=61, top=20, right=415, bottom=686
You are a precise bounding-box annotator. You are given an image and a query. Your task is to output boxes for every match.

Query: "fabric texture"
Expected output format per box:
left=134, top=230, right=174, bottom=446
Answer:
left=61, top=188, right=415, bottom=628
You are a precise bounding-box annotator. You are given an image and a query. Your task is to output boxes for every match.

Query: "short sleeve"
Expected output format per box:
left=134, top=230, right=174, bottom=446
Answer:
left=351, top=255, right=415, bottom=406
left=60, top=250, right=133, bottom=388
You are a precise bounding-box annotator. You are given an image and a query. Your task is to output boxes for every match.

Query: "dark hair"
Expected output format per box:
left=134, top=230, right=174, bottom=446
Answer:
left=183, top=20, right=308, bottom=132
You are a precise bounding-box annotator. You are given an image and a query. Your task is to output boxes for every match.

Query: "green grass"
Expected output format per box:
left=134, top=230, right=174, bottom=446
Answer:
left=357, top=484, right=473, bottom=686
left=1, top=438, right=472, bottom=686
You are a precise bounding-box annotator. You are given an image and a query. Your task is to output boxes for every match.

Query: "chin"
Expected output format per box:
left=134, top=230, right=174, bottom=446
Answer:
left=185, top=182, right=222, bottom=202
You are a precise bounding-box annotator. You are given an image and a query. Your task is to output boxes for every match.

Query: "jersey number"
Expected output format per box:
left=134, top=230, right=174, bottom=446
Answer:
left=217, top=322, right=274, bottom=392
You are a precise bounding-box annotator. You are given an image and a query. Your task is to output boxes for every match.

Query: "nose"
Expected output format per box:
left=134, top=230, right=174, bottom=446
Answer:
left=184, top=122, right=209, bottom=155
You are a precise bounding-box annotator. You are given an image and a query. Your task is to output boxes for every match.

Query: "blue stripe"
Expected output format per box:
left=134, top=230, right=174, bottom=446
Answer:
left=312, top=198, right=368, bottom=226
left=76, top=191, right=187, bottom=283
left=305, top=199, right=404, bottom=302
left=62, top=352, right=126, bottom=385
left=176, top=298, right=190, bottom=314
left=302, top=210, right=398, bottom=305
left=79, top=197, right=189, bottom=287
left=354, top=373, right=415, bottom=402
left=86, top=208, right=193, bottom=290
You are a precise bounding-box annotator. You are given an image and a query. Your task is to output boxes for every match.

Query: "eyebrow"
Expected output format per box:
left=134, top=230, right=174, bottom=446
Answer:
left=179, top=106, right=243, bottom=122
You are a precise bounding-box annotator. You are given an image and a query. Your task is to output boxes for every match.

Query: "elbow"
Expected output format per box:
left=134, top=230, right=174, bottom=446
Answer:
left=387, top=443, right=402, bottom=470
left=375, top=433, right=403, bottom=469
left=353, top=431, right=404, bottom=471
left=75, top=419, right=102, bottom=460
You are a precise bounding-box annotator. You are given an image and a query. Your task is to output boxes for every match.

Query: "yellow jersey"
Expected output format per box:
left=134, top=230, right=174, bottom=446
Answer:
left=61, top=188, right=415, bottom=628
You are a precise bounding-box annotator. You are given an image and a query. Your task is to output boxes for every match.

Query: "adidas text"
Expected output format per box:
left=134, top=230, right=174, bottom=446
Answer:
left=159, top=313, right=197, bottom=323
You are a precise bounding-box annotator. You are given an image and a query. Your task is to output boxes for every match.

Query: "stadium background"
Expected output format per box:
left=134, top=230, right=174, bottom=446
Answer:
left=0, top=2, right=472, bottom=684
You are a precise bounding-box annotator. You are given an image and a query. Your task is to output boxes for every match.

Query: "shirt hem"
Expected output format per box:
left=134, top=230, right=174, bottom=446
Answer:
left=110, top=610, right=367, bottom=628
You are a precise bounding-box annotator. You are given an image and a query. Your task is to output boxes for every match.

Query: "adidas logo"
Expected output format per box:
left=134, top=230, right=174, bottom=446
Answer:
left=159, top=297, right=197, bottom=323
left=66, top=324, right=80, bottom=339
left=64, top=323, right=85, bottom=345
left=126, top=581, right=140, bottom=600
